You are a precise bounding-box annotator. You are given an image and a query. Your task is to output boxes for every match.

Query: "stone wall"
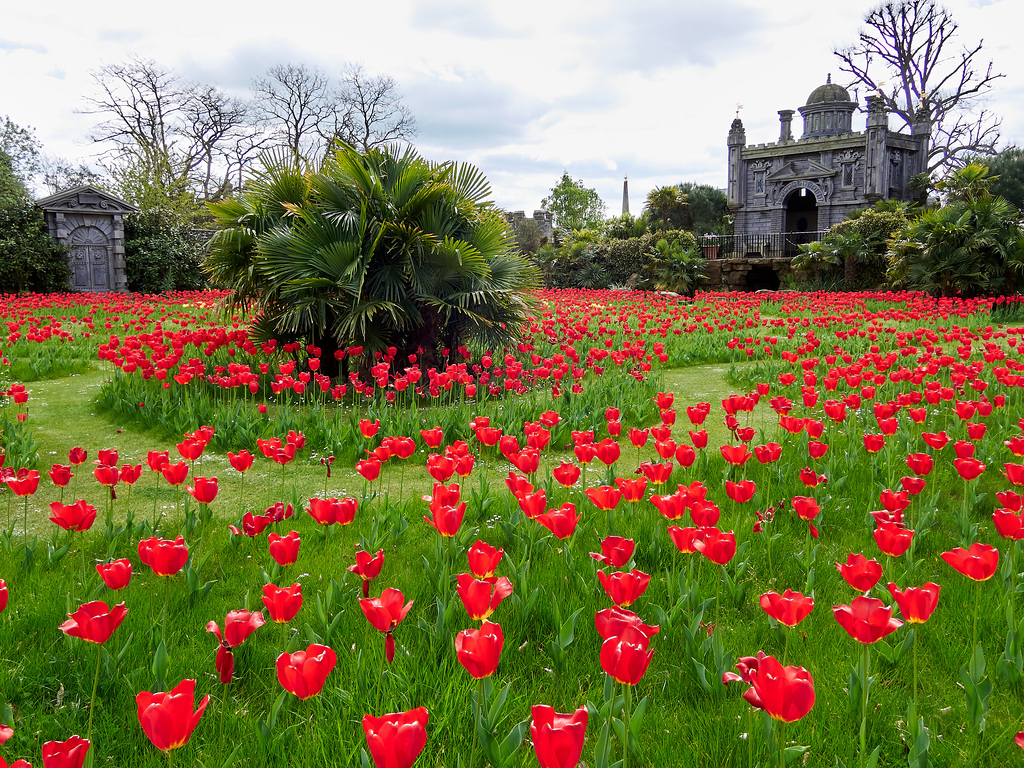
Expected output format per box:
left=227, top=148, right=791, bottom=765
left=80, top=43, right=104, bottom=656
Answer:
left=703, top=257, right=795, bottom=291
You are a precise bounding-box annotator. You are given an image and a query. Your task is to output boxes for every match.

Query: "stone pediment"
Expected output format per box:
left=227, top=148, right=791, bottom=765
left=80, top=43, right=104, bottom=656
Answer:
left=766, top=159, right=836, bottom=182
left=34, top=185, right=138, bottom=214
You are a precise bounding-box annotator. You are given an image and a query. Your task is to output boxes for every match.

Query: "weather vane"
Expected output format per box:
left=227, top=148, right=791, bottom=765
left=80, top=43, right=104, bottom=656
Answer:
left=735, top=103, right=743, bottom=118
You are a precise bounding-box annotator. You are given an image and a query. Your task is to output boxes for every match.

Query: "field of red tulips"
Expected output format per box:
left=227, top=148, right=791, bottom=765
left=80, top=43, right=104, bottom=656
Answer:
left=1, top=287, right=1024, bottom=767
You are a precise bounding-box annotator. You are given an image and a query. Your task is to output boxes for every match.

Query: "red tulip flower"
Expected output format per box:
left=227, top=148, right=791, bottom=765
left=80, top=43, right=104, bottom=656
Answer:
left=268, top=531, right=301, bottom=566
left=693, top=528, right=736, bottom=565
left=362, top=707, right=429, bottom=768
left=754, top=443, right=782, bottom=464
left=922, top=431, right=949, bottom=450
left=360, top=588, right=414, bottom=662
left=720, top=444, right=751, bottom=466
left=277, top=644, right=337, bottom=699
left=456, top=574, right=514, bottom=621
left=0, top=579, right=7, bottom=614
left=759, top=590, right=814, bottom=627
left=176, top=438, right=204, bottom=462
left=138, top=536, right=189, bottom=577
left=906, top=453, right=933, bottom=477
left=667, top=525, right=702, bottom=554
left=650, top=492, right=686, bottom=521
left=689, top=500, right=721, bottom=527
left=348, top=549, right=385, bottom=597
left=993, top=508, right=1024, bottom=540
left=307, top=497, right=358, bottom=526
left=207, top=609, right=264, bottom=649
left=790, top=496, right=819, bottom=521
left=356, top=458, right=382, bottom=482
left=590, top=536, right=635, bottom=568
left=97, top=449, right=118, bottom=467
left=863, top=434, right=885, bottom=453
left=146, top=450, right=169, bottom=473
left=873, top=523, right=914, bottom=557
left=425, top=454, right=455, bottom=482
left=597, top=569, right=651, bottom=607
left=424, top=502, right=466, bottom=537
left=48, top=500, right=97, bottom=532
left=595, top=607, right=660, bottom=641
left=161, top=461, right=189, bottom=486
left=420, top=427, right=444, bottom=448
left=136, top=679, right=209, bottom=753
left=68, top=447, right=88, bottom=466
left=228, top=511, right=273, bottom=538
left=941, top=543, right=999, bottom=581
left=41, top=736, right=89, bottom=768
left=725, top=479, right=756, bottom=504
left=96, top=559, right=132, bottom=590
left=836, top=553, right=882, bottom=592
left=228, top=450, right=254, bottom=473
left=887, top=582, right=940, bottom=624
left=455, top=620, right=503, bottom=679
left=49, top=464, right=73, bottom=488
left=186, top=476, right=218, bottom=504
left=5, top=470, right=39, bottom=497
left=537, top=503, right=580, bottom=539
left=552, top=462, right=581, bottom=487
left=833, top=596, right=903, bottom=644
left=585, top=485, right=621, bottom=511
left=628, top=428, right=649, bottom=448
left=744, top=655, right=815, bottom=723
left=600, top=625, right=654, bottom=685
left=675, top=443, right=696, bottom=467
left=954, top=457, right=986, bottom=481
left=614, top=477, right=647, bottom=503
left=595, top=439, right=621, bottom=466
left=467, top=540, right=503, bottom=578
left=59, top=601, right=128, bottom=644
left=530, top=704, right=588, bottom=768
left=262, top=583, right=303, bottom=623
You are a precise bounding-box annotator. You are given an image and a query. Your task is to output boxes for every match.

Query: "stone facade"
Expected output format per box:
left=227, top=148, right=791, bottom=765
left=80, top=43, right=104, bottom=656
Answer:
left=703, top=258, right=795, bottom=291
left=728, top=77, right=929, bottom=238
left=35, top=186, right=138, bottom=293
left=502, top=209, right=554, bottom=243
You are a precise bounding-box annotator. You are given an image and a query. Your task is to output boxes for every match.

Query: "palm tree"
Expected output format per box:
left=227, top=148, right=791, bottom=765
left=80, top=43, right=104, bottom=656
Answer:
left=206, top=143, right=541, bottom=372
left=644, top=185, right=684, bottom=232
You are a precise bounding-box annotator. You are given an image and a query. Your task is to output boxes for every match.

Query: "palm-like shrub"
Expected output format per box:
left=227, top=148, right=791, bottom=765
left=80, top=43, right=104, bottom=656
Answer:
left=639, top=239, right=707, bottom=296
left=206, top=144, right=541, bottom=369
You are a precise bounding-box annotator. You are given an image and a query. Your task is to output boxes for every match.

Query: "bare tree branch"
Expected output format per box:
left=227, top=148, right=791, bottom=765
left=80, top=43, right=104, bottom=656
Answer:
left=834, top=0, right=1004, bottom=175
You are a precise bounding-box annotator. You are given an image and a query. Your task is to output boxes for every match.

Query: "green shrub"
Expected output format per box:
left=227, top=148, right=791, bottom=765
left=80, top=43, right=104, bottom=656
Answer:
left=124, top=209, right=209, bottom=293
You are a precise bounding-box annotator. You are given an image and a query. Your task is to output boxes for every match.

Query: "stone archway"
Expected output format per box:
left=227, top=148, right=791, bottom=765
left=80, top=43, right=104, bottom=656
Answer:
left=784, top=188, right=818, bottom=233
left=69, top=225, right=111, bottom=291
left=745, top=264, right=781, bottom=291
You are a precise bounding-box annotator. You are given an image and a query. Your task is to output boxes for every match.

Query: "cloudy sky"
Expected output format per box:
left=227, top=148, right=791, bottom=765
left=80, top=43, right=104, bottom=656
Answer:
left=3, top=0, right=1021, bottom=214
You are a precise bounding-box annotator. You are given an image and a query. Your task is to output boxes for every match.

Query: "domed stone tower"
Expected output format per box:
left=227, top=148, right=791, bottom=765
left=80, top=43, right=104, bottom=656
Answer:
left=798, top=75, right=858, bottom=138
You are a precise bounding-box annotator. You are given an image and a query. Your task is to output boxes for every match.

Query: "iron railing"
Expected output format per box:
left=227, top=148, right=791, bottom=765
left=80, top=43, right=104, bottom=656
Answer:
left=695, top=231, right=829, bottom=260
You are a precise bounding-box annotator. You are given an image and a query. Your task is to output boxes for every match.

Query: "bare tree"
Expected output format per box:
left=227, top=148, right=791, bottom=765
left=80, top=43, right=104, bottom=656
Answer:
left=834, top=0, right=1004, bottom=174
left=250, top=63, right=336, bottom=164
left=332, top=64, right=418, bottom=152
left=180, top=86, right=257, bottom=201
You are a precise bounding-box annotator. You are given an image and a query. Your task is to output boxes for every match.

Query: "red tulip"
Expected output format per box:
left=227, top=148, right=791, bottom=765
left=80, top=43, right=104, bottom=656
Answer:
left=675, top=443, right=696, bottom=467
left=552, top=462, right=581, bottom=487
left=97, top=449, right=118, bottom=467
left=589, top=536, right=635, bottom=568
left=887, top=582, right=940, bottom=624
left=993, top=508, right=1024, bottom=540
left=176, top=438, right=204, bottom=462
left=954, top=458, right=986, bottom=481
left=424, top=502, right=466, bottom=537
left=585, top=486, right=621, bottom=511
left=628, top=428, right=649, bottom=448
left=790, top=496, right=819, bottom=521
left=161, top=461, right=189, bottom=486
left=307, top=497, right=358, bottom=526
left=744, top=655, right=815, bottom=723
left=873, top=523, right=914, bottom=557
left=41, top=736, right=89, bottom=768
left=594, top=607, right=660, bottom=640
left=425, top=454, right=455, bottom=482
left=720, top=444, right=751, bottom=466
left=667, top=525, right=702, bottom=554
left=725, top=479, right=756, bottom=504
left=59, top=601, right=127, bottom=644
left=835, top=553, right=882, bottom=592
left=138, top=536, right=189, bottom=577
left=600, top=625, right=654, bottom=685
left=759, top=590, right=814, bottom=627
left=359, top=419, right=380, bottom=438
left=595, top=438, right=621, bottom=466
left=614, top=477, right=647, bottom=503
left=228, top=512, right=273, bottom=538
left=146, top=450, right=169, bottom=473
left=360, top=588, right=414, bottom=662
left=5, top=471, right=39, bottom=497
left=516, top=489, right=547, bottom=520
left=530, top=704, right=588, bottom=768
left=597, top=569, right=651, bottom=607
left=693, top=528, right=736, bottom=565
left=467, top=541, right=502, bottom=578
left=922, top=431, right=949, bottom=450
left=362, top=707, right=429, bottom=768
left=276, top=644, right=337, bottom=699
left=96, top=559, right=132, bottom=590
left=227, top=450, right=254, bottom=473
left=456, top=574, right=513, bottom=621
left=68, top=447, right=87, bottom=466
left=119, top=464, right=142, bottom=486
left=754, top=443, right=782, bottom=464
left=268, top=531, right=301, bottom=566
left=48, top=464, right=72, bottom=488
left=0, top=579, right=7, bottom=614
left=650, top=492, right=686, bottom=520
left=356, top=458, right=382, bottom=482
left=420, top=427, right=444, bottom=448
left=48, top=500, right=96, bottom=532
left=906, top=453, right=933, bottom=477
left=262, top=583, right=303, bottom=623
left=186, top=476, right=218, bottom=504
left=207, top=609, right=265, bottom=650
left=348, top=549, right=385, bottom=597
left=537, top=503, right=580, bottom=539
left=941, top=543, right=999, bottom=581
left=455, top=620, right=503, bottom=679
left=833, top=596, right=903, bottom=644
left=1005, top=463, right=1024, bottom=487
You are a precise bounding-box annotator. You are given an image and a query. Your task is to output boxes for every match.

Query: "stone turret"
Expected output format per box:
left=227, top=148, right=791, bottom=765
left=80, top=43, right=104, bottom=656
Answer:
left=727, top=117, right=746, bottom=208
left=864, top=95, right=890, bottom=199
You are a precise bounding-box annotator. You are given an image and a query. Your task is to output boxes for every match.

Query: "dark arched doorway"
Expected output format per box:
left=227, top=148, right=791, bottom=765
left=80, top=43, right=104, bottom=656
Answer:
left=785, top=188, right=818, bottom=238
left=745, top=264, right=781, bottom=291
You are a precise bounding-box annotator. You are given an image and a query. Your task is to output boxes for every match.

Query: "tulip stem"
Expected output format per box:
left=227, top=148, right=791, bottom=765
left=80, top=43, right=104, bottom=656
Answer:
left=86, top=642, right=102, bottom=745
left=972, top=580, right=981, bottom=651
left=912, top=626, right=919, bottom=716
left=217, top=681, right=231, bottom=757
left=622, top=681, right=632, bottom=768
left=777, top=720, right=786, bottom=768
left=860, top=643, right=870, bottom=768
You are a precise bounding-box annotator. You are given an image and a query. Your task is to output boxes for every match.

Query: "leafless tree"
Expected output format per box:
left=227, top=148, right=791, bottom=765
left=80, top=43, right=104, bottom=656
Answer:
left=250, top=63, right=336, bottom=164
left=834, top=0, right=1004, bottom=174
left=331, top=63, right=418, bottom=152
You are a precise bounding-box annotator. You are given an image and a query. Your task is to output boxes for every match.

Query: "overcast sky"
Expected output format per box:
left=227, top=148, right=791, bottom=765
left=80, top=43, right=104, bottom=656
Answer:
left=3, top=0, right=1021, bottom=215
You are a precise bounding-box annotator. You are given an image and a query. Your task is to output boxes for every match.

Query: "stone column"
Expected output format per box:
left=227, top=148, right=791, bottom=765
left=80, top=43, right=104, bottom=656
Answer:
left=778, top=110, right=794, bottom=143
left=727, top=117, right=746, bottom=209
left=864, top=96, right=889, bottom=200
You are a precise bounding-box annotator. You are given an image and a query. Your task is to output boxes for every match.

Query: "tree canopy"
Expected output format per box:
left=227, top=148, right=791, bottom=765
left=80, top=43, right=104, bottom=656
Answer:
left=541, top=172, right=606, bottom=233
